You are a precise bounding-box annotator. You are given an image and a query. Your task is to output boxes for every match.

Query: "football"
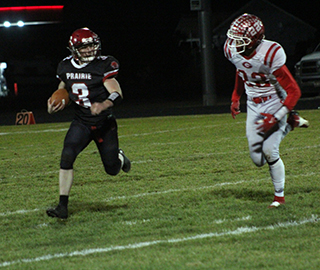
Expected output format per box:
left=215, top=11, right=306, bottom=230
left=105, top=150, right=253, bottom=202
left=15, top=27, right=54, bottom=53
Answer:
left=51, top=88, right=69, bottom=106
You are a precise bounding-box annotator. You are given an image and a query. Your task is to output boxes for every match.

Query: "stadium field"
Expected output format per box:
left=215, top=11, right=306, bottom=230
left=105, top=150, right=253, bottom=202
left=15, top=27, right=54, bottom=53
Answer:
left=0, top=111, right=319, bottom=269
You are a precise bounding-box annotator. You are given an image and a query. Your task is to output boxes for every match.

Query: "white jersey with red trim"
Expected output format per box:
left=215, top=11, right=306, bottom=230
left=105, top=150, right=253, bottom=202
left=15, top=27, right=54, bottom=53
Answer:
left=224, top=39, right=286, bottom=98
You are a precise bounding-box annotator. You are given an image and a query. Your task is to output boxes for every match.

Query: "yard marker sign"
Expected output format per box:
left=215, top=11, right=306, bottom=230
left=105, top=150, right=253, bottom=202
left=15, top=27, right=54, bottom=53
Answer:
left=15, top=110, right=36, bottom=125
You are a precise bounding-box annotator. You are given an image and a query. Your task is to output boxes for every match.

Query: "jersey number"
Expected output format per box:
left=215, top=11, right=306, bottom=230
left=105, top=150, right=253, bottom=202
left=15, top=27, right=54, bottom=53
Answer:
left=71, top=83, right=91, bottom=107
left=238, top=70, right=271, bottom=87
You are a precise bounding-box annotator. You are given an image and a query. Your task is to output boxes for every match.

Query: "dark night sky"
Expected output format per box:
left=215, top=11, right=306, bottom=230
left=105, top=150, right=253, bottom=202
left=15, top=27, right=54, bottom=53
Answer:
left=1, top=0, right=319, bottom=62
left=1, top=0, right=319, bottom=56
left=0, top=0, right=319, bottom=110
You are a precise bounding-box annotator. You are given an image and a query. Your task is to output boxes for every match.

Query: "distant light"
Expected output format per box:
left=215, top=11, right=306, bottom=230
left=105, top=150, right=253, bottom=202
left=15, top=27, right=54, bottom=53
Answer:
left=0, top=21, right=60, bottom=28
left=3, top=21, right=11, bottom=27
left=0, top=6, right=64, bottom=12
left=17, top=20, right=24, bottom=27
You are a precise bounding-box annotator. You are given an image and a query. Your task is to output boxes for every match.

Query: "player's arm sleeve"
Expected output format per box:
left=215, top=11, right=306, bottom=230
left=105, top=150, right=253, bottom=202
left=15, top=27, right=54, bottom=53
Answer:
left=56, top=62, right=66, bottom=85
left=102, top=56, right=120, bottom=82
left=231, top=70, right=245, bottom=102
left=273, top=65, right=301, bottom=111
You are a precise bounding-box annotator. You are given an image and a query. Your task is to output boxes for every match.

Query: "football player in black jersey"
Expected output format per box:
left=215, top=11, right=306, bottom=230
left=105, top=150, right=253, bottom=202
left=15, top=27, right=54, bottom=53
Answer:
left=46, top=28, right=131, bottom=219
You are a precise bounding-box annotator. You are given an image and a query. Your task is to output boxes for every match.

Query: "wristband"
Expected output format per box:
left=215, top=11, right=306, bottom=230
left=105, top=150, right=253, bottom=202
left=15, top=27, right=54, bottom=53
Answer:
left=107, top=92, right=122, bottom=106
left=274, top=106, right=290, bottom=121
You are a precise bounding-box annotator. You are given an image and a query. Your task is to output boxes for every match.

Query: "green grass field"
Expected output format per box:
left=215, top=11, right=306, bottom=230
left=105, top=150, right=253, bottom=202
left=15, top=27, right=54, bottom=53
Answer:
left=1, top=110, right=319, bottom=269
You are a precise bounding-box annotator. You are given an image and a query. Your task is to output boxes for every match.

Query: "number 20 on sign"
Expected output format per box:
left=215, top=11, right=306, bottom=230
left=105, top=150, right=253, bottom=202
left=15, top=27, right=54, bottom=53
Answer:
left=15, top=111, right=36, bottom=125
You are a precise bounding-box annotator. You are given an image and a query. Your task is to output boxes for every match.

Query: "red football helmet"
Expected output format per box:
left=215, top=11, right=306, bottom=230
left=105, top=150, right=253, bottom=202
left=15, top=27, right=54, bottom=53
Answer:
left=226, top=13, right=265, bottom=54
left=68, top=28, right=101, bottom=63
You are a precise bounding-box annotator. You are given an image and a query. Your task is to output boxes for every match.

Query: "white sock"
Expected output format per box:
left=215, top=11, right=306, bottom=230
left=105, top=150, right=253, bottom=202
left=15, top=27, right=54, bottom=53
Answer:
left=269, top=158, right=285, bottom=197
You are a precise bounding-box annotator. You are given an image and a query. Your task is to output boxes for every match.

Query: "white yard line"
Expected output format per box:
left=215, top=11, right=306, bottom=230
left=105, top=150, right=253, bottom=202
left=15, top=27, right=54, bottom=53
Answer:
left=0, top=121, right=244, bottom=136
left=0, top=208, right=40, bottom=216
left=1, top=172, right=317, bottom=217
left=122, top=215, right=252, bottom=226
left=0, top=128, right=69, bottom=136
left=104, top=172, right=316, bottom=201
left=0, top=215, right=317, bottom=268
left=0, top=179, right=250, bottom=217
left=3, top=142, right=319, bottom=165
left=104, top=180, right=249, bottom=202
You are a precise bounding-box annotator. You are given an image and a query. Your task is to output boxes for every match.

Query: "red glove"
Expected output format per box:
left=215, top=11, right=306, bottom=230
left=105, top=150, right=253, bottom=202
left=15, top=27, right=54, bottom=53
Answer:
left=230, top=100, right=240, bottom=119
left=256, top=113, right=279, bottom=135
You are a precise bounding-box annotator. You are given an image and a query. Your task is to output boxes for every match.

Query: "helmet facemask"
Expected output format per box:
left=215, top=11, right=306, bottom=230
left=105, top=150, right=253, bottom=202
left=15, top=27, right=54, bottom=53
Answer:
left=74, top=43, right=100, bottom=63
left=226, top=30, right=252, bottom=54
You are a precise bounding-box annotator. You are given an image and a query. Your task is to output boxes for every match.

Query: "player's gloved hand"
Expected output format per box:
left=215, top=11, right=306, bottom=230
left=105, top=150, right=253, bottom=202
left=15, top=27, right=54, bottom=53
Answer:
left=256, top=113, right=279, bottom=134
left=230, top=100, right=240, bottom=119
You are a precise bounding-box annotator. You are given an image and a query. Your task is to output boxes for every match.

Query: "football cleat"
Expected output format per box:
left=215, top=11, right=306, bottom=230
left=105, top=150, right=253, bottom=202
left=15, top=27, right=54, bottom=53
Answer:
left=46, top=204, right=68, bottom=219
left=119, top=149, right=131, bottom=173
left=268, top=196, right=285, bottom=208
left=287, top=111, right=309, bottom=130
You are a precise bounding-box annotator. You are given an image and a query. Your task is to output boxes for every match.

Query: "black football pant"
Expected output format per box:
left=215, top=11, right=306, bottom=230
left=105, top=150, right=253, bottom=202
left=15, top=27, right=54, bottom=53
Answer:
left=60, top=117, right=121, bottom=175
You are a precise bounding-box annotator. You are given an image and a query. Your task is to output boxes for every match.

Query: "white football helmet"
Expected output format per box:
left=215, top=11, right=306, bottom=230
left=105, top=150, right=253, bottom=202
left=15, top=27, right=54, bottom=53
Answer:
left=226, top=13, right=265, bottom=54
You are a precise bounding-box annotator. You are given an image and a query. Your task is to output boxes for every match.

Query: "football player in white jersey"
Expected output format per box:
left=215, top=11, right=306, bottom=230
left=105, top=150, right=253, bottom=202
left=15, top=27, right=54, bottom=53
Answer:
left=224, top=13, right=309, bottom=208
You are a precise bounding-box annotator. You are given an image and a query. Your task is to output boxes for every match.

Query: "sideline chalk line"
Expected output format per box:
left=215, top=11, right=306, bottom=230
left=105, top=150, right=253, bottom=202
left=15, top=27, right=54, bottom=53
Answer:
left=0, top=215, right=317, bottom=268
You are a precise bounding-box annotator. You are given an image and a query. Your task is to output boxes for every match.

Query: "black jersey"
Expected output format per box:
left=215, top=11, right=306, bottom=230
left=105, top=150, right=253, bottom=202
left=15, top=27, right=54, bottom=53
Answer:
left=57, top=55, right=120, bottom=126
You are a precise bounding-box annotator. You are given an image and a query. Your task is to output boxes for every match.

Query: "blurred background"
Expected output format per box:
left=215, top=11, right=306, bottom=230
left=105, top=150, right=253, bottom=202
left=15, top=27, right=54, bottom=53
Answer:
left=1, top=0, right=319, bottom=125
